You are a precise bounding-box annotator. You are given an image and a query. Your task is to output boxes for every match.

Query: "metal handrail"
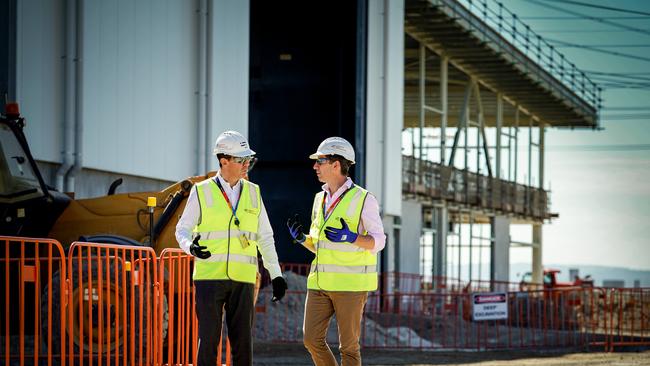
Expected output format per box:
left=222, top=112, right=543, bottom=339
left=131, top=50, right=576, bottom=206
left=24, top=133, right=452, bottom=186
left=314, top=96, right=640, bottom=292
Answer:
left=437, top=0, right=601, bottom=111
left=402, top=155, right=550, bottom=218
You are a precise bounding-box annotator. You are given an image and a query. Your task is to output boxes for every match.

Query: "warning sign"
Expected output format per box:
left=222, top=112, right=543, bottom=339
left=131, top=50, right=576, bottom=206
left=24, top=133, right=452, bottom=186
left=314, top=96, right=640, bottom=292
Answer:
left=472, top=292, right=508, bottom=321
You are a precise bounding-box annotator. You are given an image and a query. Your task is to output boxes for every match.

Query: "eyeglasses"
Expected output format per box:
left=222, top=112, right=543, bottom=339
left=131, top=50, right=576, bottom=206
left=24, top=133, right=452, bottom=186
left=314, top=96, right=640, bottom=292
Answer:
left=230, top=156, right=255, bottom=164
left=314, top=157, right=331, bottom=165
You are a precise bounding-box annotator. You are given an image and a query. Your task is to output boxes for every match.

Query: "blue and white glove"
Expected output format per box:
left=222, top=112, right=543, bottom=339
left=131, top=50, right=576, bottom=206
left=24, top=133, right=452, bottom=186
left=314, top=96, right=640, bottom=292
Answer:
left=324, top=218, right=358, bottom=243
left=287, top=214, right=307, bottom=244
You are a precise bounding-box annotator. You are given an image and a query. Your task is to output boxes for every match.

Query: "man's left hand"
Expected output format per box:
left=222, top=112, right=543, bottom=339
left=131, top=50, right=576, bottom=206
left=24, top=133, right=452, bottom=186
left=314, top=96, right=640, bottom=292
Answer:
left=324, top=218, right=359, bottom=243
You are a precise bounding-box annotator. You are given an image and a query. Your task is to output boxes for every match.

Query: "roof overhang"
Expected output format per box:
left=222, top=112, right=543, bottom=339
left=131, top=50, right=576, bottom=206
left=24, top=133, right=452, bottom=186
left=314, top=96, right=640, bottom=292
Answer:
left=404, top=0, right=599, bottom=128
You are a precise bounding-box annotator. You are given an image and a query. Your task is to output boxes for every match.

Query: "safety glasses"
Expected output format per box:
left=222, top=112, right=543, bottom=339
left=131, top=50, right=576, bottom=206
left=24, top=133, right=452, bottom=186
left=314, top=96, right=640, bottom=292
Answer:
left=314, top=157, right=331, bottom=165
left=230, top=156, right=255, bottom=164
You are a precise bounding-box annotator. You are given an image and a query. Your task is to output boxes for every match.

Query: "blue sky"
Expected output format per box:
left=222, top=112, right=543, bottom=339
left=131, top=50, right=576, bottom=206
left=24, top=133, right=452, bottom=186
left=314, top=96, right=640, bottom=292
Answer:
left=494, top=0, right=650, bottom=270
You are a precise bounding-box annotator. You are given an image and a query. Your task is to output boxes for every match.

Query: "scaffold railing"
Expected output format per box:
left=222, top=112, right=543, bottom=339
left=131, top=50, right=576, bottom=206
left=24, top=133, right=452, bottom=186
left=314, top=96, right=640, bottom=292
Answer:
left=436, top=0, right=601, bottom=112
left=402, top=155, right=550, bottom=219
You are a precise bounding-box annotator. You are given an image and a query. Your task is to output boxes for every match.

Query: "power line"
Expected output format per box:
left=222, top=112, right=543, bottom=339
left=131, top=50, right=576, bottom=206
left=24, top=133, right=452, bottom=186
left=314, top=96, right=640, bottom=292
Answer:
left=535, top=29, right=648, bottom=33
left=584, top=70, right=650, bottom=76
left=520, top=16, right=650, bottom=20
left=547, top=144, right=650, bottom=152
left=533, top=0, right=650, bottom=17
left=602, top=106, right=650, bottom=111
left=546, top=39, right=650, bottom=62
left=551, top=44, right=650, bottom=49
left=526, top=0, right=650, bottom=36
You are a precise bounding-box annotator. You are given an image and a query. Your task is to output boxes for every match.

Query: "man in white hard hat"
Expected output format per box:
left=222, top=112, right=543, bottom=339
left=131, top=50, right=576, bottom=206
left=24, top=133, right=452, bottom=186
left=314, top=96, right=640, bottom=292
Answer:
left=287, top=136, right=385, bottom=366
left=176, top=130, right=287, bottom=366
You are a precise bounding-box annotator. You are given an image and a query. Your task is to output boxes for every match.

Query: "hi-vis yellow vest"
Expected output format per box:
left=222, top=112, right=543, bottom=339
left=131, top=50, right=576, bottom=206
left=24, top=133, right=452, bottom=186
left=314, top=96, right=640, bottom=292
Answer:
left=307, top=185, right=377, bottom=291
left=192, top=178, right=261, bottom=283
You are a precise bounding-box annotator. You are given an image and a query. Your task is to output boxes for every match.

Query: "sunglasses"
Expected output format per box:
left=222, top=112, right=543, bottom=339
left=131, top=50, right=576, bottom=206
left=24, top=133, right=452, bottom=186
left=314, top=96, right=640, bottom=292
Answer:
left=314, top=157, right=332, bottom=165
left=230, top=156, right=255, bottom=164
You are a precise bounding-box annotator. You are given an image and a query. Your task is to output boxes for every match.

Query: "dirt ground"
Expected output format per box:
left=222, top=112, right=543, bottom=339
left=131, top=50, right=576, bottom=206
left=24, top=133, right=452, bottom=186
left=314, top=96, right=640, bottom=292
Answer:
left=252, top=343, right=650, bottom=366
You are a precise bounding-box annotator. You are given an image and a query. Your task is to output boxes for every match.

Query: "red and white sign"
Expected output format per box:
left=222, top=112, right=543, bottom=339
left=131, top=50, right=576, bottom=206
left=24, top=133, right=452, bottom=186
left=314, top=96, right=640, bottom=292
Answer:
left=472, top=292, right=508, bottom=321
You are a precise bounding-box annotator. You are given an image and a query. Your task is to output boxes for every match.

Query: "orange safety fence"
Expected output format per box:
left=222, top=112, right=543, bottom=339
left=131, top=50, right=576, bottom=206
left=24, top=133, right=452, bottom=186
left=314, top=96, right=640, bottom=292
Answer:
left=65, top=241, right=158, bottom=366
left=1, top=236, right=67, bottom=366
left=3, top=236, right=649, bottom=362
left=2, top=237, right=233, bottom=366
left=157, top=248, right=231, bottom=366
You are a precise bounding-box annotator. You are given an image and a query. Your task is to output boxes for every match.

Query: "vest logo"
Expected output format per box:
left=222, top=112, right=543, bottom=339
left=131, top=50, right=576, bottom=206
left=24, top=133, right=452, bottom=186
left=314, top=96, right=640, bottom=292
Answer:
left=244, top=208, right=257, bottom=214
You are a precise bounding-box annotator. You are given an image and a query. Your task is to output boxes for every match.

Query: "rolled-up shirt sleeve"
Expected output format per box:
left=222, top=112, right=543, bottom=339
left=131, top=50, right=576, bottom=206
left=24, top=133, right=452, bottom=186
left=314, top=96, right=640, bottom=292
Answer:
left=257, top=199, right=282, bottom=279
left=175, top=186, right=200, bottom=256
left=360, top=193, right=386, bottom=254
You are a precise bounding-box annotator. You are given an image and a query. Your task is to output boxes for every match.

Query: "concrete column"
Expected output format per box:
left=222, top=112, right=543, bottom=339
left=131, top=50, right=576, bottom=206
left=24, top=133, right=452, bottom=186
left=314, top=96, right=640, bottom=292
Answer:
left=434, top=206, right=448, bottom=279
left=496, top=94, right=503, bottom=179
left=539, top=122, right=545, bottom=189
left=490, top=216, right=510, bottom=291
left=532, top=223, right=543, bottom=284
left=440, top=56, right=448, bottom=164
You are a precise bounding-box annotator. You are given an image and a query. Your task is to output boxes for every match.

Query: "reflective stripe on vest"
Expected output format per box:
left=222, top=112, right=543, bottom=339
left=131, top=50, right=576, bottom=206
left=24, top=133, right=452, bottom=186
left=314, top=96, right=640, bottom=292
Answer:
left=193, top=230, right=259, bottom=241
left=310, top=264, right=376, bottom=274
left=200, top=253, right=258, bottom=265
left=192, top=178, right=261, bottom=283
left=307, top=184, right=377, bottom=291
left=317, top=240, right=366, bottom=253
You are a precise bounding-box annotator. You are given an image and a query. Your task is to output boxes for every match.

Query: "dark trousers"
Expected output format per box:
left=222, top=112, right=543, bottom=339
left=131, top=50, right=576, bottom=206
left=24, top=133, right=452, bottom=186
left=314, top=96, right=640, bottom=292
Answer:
left=195, top=280, right=255, bottom=366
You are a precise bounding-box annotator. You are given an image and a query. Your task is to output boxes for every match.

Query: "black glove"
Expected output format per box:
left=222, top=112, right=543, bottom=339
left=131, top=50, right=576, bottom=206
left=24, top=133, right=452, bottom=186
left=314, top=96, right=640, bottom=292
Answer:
left=189, top=235, right=211, bottom=259
left=287, top=214, right=307, bottom=244
left=271, top=276, right=288, bottom=302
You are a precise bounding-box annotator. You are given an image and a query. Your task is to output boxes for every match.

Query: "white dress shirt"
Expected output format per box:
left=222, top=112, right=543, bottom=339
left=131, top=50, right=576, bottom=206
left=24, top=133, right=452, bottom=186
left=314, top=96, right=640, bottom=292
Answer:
left=175, top=172, right=282, bottom=279
left=320, top=177, right=386, bottom=254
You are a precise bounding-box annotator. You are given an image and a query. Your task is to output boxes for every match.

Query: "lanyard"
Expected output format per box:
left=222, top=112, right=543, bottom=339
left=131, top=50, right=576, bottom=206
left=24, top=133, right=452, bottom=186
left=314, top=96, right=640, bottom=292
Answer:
left=215, top=178, right=242, bottom=226
left=322, top=187, right=351, bottom=220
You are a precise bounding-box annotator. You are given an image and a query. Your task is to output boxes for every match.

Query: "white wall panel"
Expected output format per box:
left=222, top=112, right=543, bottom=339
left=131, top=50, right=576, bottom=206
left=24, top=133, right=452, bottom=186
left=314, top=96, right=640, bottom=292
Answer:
left=366, top=0, right=384, bottom=211
left=366, top=0, right=403, bottom=217
left=384, top=0, right=404, bottom=216
left=207, top=0, right=250, bottom=170
left=83, top=0, right=198, bottom=181
left=16, top=0, right=65, bottom=163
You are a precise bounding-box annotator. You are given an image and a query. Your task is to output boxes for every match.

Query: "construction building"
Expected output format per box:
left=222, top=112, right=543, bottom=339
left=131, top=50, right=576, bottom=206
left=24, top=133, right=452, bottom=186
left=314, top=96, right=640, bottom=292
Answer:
left=1, top=0, right=598, bottom=291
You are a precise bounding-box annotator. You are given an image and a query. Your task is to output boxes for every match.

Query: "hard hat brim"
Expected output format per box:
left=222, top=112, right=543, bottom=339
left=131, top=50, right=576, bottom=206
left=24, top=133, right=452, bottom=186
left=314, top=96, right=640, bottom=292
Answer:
left=213, top=148, right=256, bottom=157
left=308, top=151, right=355, bottom=164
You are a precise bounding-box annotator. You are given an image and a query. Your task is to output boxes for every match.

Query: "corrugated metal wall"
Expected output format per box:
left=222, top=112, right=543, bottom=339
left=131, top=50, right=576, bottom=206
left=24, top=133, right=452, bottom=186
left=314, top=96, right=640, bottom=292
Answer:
left=82, top=0, right=197, bottom=181
left=17, top=0, right=200, bottom=182
left=16, top=0, right=65, bottom=163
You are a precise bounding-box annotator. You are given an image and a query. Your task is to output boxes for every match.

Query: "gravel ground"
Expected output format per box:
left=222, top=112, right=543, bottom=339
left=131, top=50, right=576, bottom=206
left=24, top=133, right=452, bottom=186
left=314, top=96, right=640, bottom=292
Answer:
left=252, top=342, right=650, bottom=366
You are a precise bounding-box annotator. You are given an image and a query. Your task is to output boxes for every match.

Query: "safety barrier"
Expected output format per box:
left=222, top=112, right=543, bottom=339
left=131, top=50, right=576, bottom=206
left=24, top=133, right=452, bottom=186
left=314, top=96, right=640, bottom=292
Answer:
left=1, top=236, right=67, bottom=366
left=2, top=236, right=648, bottom=363
left=157, top=248, right=231, bottom=366
left=255, top=278, right=649, bottom=352
left=65, top=241, right=158, bottom=366
left=1, top=237, right=231, bottom=366
left=601, top=288, right=650, bottom=351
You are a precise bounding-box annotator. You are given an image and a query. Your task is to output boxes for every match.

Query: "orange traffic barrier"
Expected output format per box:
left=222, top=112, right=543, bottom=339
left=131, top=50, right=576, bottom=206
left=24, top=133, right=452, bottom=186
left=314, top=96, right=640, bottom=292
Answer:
left=1, top=235, right=67, bottom=366
left=158, top=248, right=230, bottom=366
left=66, top=241, right=158, bottom=366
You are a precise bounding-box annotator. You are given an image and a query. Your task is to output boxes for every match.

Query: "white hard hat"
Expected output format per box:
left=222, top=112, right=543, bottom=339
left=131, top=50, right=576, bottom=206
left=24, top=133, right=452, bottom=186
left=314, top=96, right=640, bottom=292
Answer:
left=213, top=131, right=256, bottom=157
left=309, top=137, right=355, bottom=164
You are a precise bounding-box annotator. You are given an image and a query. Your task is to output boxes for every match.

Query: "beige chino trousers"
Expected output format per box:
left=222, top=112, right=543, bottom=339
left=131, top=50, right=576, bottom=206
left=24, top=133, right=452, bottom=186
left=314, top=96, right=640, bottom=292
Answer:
left=303, top=289, right=368, bottom=366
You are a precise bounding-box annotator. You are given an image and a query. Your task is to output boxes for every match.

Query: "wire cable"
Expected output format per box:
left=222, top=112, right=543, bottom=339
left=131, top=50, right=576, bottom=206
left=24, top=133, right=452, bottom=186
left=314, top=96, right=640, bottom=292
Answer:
left=526, top=0, right=650, bottom=36
left=532, top=0, right=650, bottom=17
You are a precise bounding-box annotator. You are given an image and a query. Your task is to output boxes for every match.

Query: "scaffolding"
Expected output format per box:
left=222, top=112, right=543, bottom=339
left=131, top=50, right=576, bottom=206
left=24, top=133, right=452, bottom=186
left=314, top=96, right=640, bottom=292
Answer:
left=401, top=0, right=599, bottom=287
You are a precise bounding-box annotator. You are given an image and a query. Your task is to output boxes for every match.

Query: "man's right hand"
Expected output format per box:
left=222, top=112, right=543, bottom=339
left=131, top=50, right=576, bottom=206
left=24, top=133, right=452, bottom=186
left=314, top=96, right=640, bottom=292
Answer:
left=287, top=214, right=307, bottom=244
left=190, top=235, right=211, bottom=259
